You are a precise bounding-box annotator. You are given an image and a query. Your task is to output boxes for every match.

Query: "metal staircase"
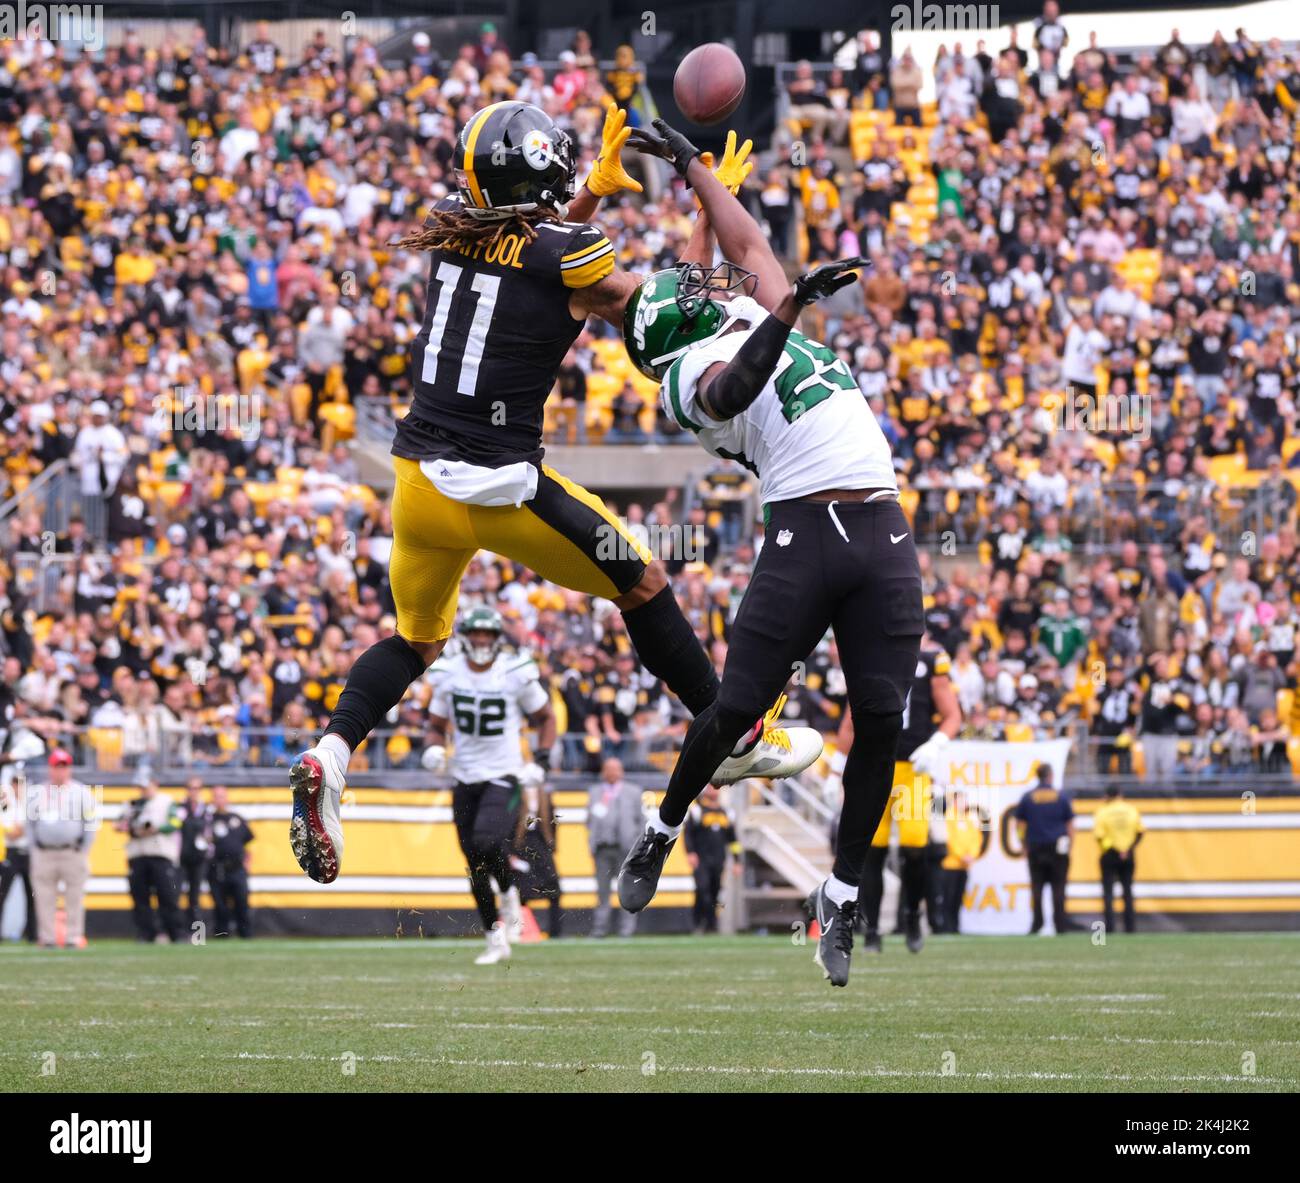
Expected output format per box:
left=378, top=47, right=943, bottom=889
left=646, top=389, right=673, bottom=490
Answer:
left=731, top=773, right=901, bottom=931
left=731, top=776, right=832, bottom=930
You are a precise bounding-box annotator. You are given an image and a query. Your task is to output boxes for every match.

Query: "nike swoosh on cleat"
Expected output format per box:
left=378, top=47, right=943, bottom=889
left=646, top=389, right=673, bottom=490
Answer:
left=891, top=532, right=909, bottom=544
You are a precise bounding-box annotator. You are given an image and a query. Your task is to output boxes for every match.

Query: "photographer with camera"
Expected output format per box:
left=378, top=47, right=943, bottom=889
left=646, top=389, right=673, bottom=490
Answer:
left=116, top=775, right=183, bottom=943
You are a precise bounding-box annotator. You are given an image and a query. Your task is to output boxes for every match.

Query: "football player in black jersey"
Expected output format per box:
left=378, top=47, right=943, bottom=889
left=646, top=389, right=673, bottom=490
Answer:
left=288, top=102, right=820, bottom=884
left=829, top=631, right=962, bottom=952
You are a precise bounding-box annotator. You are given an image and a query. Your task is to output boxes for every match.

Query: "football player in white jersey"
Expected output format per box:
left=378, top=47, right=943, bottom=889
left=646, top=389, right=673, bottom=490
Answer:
left=423, top=607, right=555, bottom=965
left=614, top=121, right=926, bottom=987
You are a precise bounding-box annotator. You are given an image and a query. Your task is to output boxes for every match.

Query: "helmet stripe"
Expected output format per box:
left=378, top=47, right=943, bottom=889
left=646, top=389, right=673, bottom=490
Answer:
left=462, top=102, right=510, bottom=209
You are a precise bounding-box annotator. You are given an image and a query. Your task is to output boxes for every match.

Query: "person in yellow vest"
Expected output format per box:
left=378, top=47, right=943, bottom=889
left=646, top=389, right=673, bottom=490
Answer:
left=939, top=791, right=983, bottom=934
left=1094, top=784, right=1143, bottom=934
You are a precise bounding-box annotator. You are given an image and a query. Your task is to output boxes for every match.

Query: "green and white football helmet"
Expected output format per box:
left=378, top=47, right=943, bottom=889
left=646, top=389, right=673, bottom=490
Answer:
left=458, top=605, right=506, bottom=665
left=622, top=262, right=757, bottom=380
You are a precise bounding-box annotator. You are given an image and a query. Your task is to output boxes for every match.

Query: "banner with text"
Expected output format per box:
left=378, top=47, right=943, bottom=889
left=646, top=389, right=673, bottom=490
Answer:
left=931, top=738, right=1072, bottom=935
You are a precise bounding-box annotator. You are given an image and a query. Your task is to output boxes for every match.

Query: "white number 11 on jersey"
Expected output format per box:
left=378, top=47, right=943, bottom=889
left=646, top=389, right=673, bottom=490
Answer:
left=420, top=262, right=501, bottom=396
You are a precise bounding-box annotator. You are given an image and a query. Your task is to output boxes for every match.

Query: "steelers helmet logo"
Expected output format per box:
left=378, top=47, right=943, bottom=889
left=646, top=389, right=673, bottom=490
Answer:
left=522, top=129, right=554, bottom=171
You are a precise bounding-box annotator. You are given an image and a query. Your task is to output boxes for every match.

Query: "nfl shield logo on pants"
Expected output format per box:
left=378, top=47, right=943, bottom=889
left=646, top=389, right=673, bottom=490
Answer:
left=776, top=529, right=793, bottom=547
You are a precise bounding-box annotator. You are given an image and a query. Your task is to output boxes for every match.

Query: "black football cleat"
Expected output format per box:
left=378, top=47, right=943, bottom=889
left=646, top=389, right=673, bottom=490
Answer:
left=863, top=929, right=883, bottom=954
left=808, top=879, right=857, bottom=987
left=617, top=824, right=676, bottom=913
left=904, top=909, right=925, bottom=954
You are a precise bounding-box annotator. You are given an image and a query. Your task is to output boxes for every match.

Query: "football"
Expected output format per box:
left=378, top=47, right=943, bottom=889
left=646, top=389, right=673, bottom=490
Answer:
left=673, top=42, right=747, bottom=125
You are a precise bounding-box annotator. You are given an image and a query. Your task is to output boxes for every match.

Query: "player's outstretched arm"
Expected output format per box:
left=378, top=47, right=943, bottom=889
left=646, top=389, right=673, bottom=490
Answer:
left=568, top=267, right=642, bottom=328
left=679, top=207, right=716, bottom=267
left=569, top=105, right=644, bottom=223
left=629, top=118, right=784, bottom=309
left=694, top=257, right=868, bottom=422
left=678, top=136, right=751, bottom=266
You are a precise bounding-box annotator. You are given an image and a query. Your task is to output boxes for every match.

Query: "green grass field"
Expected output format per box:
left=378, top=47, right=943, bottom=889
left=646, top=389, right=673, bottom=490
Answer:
left=2, top=933, right=1298, bottom=1092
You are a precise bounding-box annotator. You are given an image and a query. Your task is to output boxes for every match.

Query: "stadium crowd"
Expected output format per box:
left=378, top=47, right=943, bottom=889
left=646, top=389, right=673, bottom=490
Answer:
left=2, top=6, right=1300, bottom=783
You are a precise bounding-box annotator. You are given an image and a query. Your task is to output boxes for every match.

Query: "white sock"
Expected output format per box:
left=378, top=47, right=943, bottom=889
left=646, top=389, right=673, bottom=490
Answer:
left=317, top=733, right=352, bottom=772
left=824, top=874, right=857, bottom=908
left=649, top=812, right=682, bottom=839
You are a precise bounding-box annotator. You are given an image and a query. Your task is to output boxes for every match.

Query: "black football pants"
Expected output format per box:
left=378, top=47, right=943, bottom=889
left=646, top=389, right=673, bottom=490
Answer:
left=453, top=778, right=520, bottom=931
left=660, top=496, right=923, bottom=887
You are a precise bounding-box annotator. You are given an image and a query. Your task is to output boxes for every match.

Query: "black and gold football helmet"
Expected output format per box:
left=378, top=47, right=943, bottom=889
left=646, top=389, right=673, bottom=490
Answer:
left=452, top=101, right=577, bottom=219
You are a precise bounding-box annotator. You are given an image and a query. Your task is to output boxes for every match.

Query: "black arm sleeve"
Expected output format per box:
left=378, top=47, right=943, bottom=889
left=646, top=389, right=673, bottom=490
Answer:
left=696, top=314, right=793, bottom=421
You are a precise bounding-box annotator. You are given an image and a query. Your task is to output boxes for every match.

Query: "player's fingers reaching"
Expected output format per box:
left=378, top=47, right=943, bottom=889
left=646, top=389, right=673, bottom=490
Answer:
left=793, top=256, right=870, bottom=305
left=587, top=109, right=643, bottom=196
left=601, top=103, right=627, bottom=144
left=626, top=126, right=672, bottom=160
left=712, top=130, right=754, bottom=195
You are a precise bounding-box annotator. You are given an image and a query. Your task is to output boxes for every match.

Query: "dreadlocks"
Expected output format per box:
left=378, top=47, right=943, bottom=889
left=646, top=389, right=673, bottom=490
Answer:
left=395, top=205, right=552, bottom=254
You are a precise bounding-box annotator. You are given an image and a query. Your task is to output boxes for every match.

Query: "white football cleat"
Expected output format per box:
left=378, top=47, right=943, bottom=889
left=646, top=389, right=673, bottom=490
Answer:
left=501, top=885, right=524, bottom=941
left=474, top=921, right=512, bottom=965
left=713, top=695, right=824, bottom=785
left=289, top=746, right=347, bottom=884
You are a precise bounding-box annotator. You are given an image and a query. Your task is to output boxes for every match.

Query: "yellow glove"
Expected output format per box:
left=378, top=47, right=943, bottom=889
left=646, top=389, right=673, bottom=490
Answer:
left=706, top=129, right=754, bottom=196
left=585, top=105, right=643, bottom=197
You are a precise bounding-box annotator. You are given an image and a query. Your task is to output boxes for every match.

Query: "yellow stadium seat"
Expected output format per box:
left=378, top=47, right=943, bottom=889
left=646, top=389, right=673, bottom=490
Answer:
left=318, top=402, right=356, bottom=441
left=1207, top=454, right=1247, bottom=486
left=88, top=728, right=123, bottom=771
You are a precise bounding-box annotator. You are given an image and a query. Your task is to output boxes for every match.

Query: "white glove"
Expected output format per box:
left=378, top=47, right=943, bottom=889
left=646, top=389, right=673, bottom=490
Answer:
left=420, top=744, right=447, bottom=773
left=907, top=732, right=950, bottom=779
left=519, top=762, right=546, bottom=789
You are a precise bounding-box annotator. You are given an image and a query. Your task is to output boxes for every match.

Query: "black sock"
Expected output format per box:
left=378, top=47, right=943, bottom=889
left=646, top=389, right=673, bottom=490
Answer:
left=622, top=585, right=719, bottom=717
left=326, top=634, right=429, bottom=751
left=465, top=853, right=499, bottom=930
left=658, top=701, right=753, bottom=827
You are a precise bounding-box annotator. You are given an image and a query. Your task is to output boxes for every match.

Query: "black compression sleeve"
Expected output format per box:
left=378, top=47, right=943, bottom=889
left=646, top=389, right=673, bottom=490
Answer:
left=698, top=313, right=793, bottom=420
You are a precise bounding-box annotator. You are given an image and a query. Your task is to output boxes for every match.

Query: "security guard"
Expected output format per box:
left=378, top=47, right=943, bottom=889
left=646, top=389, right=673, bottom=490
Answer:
left=208, top=786, right=254, bottom=938
left=177, top=776, right=213, bottom=929
left=1014, top=763, right=1075, bottom=935
left=939, top=791, right=984, bottom=934
left=1094, top=785, right=1143, bottom=933
left=683, top=785, right=738, bottom=933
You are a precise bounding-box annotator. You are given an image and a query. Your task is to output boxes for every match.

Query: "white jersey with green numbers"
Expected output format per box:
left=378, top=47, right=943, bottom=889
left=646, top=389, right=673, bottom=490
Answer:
left=428, top=650, right=549, bottom=783
left=661, top=297, right=897, bottom=503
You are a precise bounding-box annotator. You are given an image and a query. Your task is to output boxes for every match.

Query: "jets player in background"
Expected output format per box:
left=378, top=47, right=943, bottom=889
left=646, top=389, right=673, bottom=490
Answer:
left=615, top=121, right=925, bottom=987
left=831, top=631, right=963, bottom=954
left=289, top=102, right=821, bottom=887
left=423, top=607, right=555, bottom=965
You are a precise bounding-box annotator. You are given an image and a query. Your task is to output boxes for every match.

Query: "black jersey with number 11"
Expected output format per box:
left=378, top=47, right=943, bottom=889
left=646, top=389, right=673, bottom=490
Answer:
left=393, top=197, right=615, bottom=468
